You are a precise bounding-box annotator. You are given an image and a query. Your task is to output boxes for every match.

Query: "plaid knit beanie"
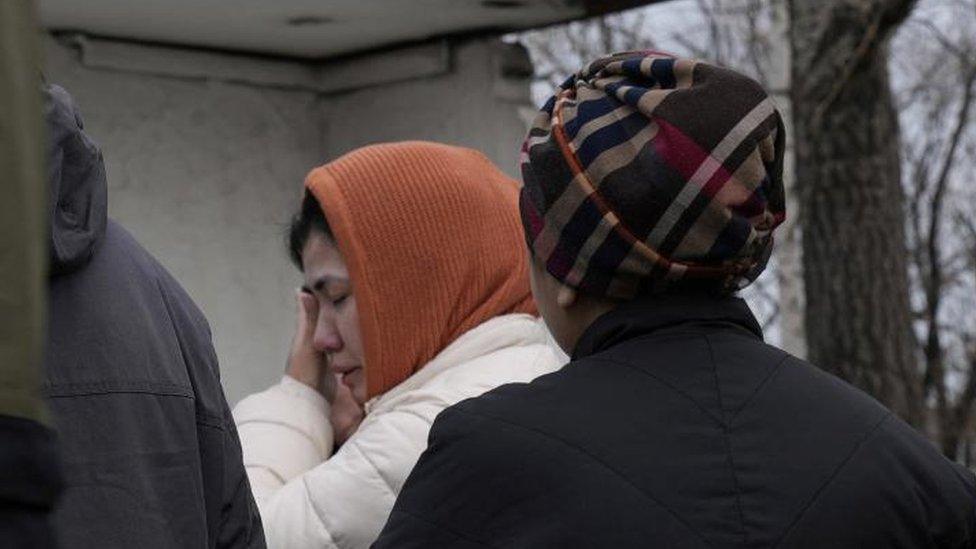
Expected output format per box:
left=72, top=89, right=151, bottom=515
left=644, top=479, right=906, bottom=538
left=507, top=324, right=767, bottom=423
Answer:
left=519, top=51, right=786, bottom=298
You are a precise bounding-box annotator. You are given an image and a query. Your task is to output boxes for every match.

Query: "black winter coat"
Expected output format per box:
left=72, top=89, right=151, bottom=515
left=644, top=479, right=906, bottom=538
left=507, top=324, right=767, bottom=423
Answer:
left=375, top=294, right=976, bottom=548
left=41, top=85, right=265, bottom=548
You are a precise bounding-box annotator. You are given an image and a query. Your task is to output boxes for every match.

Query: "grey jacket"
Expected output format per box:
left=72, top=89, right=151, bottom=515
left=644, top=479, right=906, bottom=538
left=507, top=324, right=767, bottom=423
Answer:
left=42, top=85, right=265, bottom=548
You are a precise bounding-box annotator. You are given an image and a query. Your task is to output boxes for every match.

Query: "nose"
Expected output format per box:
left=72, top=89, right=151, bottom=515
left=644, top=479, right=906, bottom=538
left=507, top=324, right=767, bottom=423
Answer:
left=312, top=308, right=343, bottom=355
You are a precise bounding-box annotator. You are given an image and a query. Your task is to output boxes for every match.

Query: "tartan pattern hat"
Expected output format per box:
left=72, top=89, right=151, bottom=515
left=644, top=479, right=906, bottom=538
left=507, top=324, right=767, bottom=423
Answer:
left=519, top=51, right=786, bottom=299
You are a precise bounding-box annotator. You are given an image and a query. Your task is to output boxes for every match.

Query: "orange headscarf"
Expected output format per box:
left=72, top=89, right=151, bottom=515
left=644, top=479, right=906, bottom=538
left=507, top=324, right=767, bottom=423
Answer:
left=305, top=141, right=537, bottom=399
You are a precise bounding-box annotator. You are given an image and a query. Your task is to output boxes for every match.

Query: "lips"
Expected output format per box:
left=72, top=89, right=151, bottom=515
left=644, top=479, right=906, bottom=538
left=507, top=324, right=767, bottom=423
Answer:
left=333, top=365, right=363, bottom=388
left=331, top=362, right=359, bottom=375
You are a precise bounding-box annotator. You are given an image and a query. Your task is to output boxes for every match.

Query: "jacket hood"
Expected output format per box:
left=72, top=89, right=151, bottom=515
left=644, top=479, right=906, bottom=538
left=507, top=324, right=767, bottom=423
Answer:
left=44, top=85, right=107, bottom=276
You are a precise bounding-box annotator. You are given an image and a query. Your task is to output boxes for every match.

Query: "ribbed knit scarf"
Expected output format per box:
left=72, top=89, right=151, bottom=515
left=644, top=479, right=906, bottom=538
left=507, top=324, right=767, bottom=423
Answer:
left=305, top=141, right=537, bottom=399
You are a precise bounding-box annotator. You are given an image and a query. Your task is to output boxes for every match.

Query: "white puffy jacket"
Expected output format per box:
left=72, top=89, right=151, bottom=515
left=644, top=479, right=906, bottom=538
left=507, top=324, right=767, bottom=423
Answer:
left=232, top=314, right=564, bottom=548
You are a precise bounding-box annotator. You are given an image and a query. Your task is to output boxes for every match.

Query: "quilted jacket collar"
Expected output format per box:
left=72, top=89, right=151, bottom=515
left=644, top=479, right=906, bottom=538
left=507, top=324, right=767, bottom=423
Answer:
left=572, top=293, right=763, bottom=360
left=366, top=313, right=549, bottom=414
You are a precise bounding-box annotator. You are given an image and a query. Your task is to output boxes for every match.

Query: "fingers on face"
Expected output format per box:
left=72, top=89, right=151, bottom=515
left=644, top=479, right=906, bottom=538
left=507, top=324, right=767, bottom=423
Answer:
left=296, top=288, right=320, bottom=329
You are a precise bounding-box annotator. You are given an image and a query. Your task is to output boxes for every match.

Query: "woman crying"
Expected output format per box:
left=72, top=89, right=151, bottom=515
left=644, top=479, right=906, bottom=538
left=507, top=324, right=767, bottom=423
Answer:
left=233, top=141, right=564, bottom=549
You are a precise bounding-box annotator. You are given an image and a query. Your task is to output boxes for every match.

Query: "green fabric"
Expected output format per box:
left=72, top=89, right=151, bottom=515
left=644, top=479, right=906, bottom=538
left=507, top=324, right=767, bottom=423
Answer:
left=0, top=1, right=50, bottom=426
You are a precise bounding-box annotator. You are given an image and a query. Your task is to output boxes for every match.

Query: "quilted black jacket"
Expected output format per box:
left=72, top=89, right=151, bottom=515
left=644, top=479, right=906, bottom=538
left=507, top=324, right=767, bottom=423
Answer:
left=376, top=293, right=976, bottom=548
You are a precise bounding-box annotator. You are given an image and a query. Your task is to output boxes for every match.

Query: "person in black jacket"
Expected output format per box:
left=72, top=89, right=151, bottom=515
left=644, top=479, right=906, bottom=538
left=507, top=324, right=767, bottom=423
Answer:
left=374, top=52, right=976, bottom=548
left=41, top=84, right=265, bottom=548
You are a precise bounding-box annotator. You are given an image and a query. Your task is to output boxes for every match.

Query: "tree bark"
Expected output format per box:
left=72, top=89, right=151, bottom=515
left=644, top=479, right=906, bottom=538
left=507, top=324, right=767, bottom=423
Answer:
left=790, top=0, right=923, bottom=426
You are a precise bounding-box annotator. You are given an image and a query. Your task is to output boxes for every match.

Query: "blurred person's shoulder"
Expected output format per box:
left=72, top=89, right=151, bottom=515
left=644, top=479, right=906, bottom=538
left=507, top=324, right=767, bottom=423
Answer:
left=97, top=219, right=210, bottom=331
left=47, top=218, right=217, bottom=387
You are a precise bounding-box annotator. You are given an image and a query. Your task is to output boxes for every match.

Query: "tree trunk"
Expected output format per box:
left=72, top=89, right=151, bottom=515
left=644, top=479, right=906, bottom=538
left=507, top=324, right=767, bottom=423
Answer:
left=790, top=0, right=923, bottom=426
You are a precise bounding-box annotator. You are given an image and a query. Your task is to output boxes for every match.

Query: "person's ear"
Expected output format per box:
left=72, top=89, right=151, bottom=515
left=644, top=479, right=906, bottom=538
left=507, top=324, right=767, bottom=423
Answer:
left=556, top=284, right=577, bottom=309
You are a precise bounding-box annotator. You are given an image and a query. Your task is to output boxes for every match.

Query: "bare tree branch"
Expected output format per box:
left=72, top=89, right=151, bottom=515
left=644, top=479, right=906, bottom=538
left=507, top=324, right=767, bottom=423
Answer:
left=908, top=18, right=976, bottom=62
left=921, top=61, right=976, bottom=417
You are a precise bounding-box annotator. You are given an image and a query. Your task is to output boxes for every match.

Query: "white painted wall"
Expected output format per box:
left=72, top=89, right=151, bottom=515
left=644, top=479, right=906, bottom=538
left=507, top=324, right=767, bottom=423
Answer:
left=43, top=35, right=534, bottom=404
left=319, top=39, right=531, bottom=178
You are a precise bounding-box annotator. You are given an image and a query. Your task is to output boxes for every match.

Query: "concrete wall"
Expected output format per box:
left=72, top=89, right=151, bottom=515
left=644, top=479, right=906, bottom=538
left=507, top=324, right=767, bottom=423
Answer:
left=43, top=34, right=534, bottom=404
left=319, top=39, right=533, bottom=177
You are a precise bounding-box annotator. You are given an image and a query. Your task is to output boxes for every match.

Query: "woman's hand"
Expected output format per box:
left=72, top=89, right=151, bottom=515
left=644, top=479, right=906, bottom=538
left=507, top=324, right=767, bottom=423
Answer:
left=286, top=289, right=336, bottom=401
left=329, top=373, right=365, bottom=448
